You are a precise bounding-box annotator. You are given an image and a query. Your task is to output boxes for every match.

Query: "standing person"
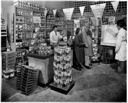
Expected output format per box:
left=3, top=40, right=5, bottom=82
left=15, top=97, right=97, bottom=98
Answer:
left=50, top=25, right=62, bottom=46
left=73, top=28, right=85, bottom=70
left=115, top=19, right=127, bottom=73
left=82, top=25, right=93, bottom=69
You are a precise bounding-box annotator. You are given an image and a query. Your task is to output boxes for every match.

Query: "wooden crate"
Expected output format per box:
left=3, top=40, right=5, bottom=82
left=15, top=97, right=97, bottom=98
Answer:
left=16, top=65, right=39, bottom=95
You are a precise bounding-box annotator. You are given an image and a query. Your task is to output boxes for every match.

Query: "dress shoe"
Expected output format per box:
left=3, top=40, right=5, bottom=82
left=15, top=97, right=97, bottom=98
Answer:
left=83, top=64, right=87, bottom=68
left=85, top=65, right=91, bottom=69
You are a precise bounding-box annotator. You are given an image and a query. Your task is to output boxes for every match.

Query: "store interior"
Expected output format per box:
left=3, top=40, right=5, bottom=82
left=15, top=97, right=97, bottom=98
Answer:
left=1, top=0, right=127, bottom=102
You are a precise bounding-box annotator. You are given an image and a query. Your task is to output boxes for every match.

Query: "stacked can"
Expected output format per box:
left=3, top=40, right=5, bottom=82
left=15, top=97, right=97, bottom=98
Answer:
left=53, top=46, right=72, bottom=88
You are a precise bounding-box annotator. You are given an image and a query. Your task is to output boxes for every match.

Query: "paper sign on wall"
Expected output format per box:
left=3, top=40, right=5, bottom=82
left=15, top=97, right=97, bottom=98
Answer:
left=111, top=1, right=119, bottom=12
left=79, top=6, right=85, bottom=16
left=53, top=9, right=57, bottom=17
left=33, top=16, right=41, bottom=23
left=63, top=8, right=74, bottom=20
left=90, top=3, right=106, bottom=18
left=101, top=25, right=118, bottom=46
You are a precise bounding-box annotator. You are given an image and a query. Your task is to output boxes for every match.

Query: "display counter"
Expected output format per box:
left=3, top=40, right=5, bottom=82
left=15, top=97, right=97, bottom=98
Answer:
left=27, top=53, right=54, bottom=86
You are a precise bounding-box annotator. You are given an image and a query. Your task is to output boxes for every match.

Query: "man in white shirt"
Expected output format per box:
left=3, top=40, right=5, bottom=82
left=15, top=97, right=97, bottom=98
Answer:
left=115, top=19, right=127, bottom=73
left=50, top=25, right=62, bottom=45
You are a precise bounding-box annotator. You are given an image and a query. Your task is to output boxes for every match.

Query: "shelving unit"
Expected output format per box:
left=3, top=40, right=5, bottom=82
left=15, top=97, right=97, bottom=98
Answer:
left=55, top=17, right=65, bottom=32
left=8, top=1, right=45, bottom=65
left=1, top=19, right=7, bottom=52
left=15, top=6, right=33, bottom=65
left=65, top=20, right=74, bottom=36
left=46, top=9, right=55, bottom=38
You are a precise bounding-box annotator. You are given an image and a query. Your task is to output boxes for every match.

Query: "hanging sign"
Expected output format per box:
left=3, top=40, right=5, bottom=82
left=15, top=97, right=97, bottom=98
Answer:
left=53, top=9, right=57, bottom=17
left=79, top=6, right=85, bottom=16
left=63, top=8, right=74, bottom=20
left=111, top=1, right=119, bottom=12
left=90, top=3, right=106, bottom=18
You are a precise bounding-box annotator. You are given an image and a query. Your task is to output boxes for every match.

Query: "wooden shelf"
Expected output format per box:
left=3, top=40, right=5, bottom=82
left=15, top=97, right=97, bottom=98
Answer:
left=1, top=35, right=7, bottom=37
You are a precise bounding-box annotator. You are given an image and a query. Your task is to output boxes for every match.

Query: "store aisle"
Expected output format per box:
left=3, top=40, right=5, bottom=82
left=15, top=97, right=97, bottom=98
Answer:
left=3, top=63, right=126, bottom=102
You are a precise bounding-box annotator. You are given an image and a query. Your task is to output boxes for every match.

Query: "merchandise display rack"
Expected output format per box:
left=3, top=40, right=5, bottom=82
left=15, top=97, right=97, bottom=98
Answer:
left=15, top=5, right=33, bottom=65
left=8, top=1, right=46, bottom=66
left=49, top=45, right=75, bottom=94
left=1, top=19, right=7, bottom=52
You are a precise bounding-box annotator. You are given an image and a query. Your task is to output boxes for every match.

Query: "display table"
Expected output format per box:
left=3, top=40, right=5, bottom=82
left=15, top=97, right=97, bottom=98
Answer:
left=27, top=53, right=54, bottom=85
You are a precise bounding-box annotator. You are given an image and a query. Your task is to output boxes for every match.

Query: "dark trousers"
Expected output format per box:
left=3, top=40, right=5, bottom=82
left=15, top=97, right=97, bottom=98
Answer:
left=117, top=60, right=127, bottom=73
left=72, top=47, right=82, bottom=68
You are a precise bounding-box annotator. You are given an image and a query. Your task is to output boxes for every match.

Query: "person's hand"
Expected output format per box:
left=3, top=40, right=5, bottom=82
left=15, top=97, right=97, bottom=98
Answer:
left=84, top=44, right=88, bottom=48
left=82, top=44, right=88, bottom=48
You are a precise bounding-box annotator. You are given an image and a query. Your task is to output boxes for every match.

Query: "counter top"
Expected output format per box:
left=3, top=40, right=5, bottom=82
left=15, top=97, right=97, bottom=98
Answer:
left=27, top=53, right=54, bottom=59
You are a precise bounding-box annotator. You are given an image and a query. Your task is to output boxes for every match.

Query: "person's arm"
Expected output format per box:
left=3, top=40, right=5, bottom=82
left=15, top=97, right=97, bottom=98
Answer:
left=115, top=30, right=124, bottom=53
left=50, top=32, right=57, bottom=44
left=58, top=32, right=63, bottom=39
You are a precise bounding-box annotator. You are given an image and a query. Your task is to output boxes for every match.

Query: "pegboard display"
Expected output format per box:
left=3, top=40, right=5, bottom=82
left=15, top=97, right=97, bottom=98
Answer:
left=64, top=1, right=74, bottom=8
left=116, top=1, right=127, bottom=16
left=46, top=9, right=55, bottom=37
left=65, top=20, right=74, bottom=36
left=73, top=1, right=92, bottom=13
left=55, top=9, right=64, bottom=18
left=73, top=7, right=80, bottom=14
left=103, top=2, right=115, bottom=16
left=63, top=1, right=127, bottom=17
left=55, top=17, right=65, bottom=32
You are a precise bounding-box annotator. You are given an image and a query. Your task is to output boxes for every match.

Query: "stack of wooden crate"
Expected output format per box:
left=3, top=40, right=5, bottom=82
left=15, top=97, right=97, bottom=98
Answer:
left=16, top=65, right=39, bottom=95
